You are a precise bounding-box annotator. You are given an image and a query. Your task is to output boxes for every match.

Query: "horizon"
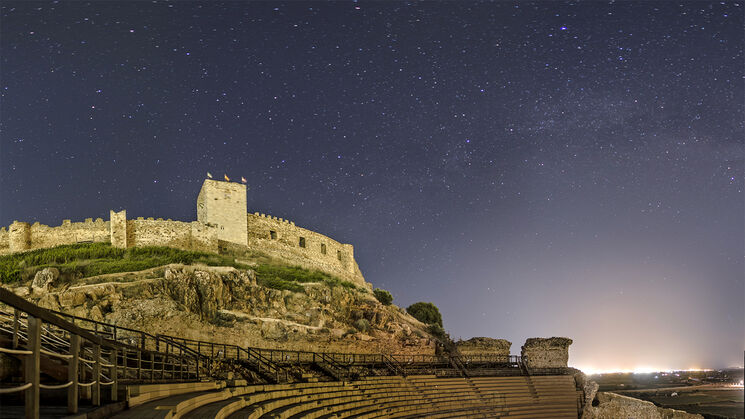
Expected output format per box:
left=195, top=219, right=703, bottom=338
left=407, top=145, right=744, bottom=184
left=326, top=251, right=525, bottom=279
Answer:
left=1, top=1, right=743, bottom=371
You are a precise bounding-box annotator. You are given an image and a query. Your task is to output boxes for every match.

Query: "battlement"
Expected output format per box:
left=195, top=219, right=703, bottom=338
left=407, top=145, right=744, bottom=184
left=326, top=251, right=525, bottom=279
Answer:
left=1, top=178, right=367, bottom=287
left=253, top=212, right=296, bottom=226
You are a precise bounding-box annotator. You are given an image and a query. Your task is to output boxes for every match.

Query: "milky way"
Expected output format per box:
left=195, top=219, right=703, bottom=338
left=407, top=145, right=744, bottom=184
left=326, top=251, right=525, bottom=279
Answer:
left=1, top=2, right=742, bottom=369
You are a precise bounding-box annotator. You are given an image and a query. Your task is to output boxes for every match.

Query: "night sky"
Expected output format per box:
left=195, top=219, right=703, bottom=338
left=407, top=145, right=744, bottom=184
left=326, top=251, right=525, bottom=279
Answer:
left=1, top=1, right=743, bottom=371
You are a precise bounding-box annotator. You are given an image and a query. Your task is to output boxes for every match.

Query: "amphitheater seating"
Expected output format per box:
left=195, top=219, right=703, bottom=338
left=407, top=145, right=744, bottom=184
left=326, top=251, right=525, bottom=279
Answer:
left=112, top=374, right=580, bottom=418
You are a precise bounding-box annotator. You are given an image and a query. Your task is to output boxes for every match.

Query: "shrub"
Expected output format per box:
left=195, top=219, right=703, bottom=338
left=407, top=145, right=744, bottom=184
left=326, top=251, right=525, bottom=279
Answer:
left=373, top=288, right=393, bottom=305
left=406, top=302, right=443, bottom=327
left=427, top=323, right=446, bottom=340
left=354, top=318, right=370, bottom=333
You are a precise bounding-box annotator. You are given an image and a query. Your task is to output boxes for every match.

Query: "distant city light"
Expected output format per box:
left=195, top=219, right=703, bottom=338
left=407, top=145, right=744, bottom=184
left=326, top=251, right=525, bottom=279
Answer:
left=577, top=366, right=715, bottom=375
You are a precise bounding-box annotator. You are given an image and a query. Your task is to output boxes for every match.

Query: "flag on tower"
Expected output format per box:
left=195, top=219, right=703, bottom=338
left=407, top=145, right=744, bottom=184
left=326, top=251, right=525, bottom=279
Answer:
left=224, top=174, right=230, bottom=182
left=241, top=176, right=247, bottom=183
left=207, top=172, right=213, bottom=179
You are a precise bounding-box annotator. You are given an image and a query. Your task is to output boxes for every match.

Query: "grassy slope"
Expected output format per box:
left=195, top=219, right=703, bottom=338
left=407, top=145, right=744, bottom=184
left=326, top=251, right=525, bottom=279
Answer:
left=0, top=243, right=358, bottom=292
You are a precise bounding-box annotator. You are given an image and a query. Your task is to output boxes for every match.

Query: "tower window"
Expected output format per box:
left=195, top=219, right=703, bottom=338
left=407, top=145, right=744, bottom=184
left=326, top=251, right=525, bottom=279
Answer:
left=299, top=237, right=306, bottom=248
left=337, top=250, right=342, bottom=261
left=320, top=243, right=327, bottom=254
left=269, top=230, right=277, bottom=240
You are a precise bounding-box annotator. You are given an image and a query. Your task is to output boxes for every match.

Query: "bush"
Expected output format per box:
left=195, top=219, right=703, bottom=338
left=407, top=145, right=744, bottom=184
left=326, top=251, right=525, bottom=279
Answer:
left=373, top=288, right=393, bottom=305
left=354, top=318, right=370, bottom=333
left=406, top=302, right=443, bottom=327
left=427, top=323, right=446, bottom=340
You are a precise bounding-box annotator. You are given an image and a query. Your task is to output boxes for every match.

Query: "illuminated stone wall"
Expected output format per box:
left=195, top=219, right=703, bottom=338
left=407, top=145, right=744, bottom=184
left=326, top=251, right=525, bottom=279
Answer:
left=245, top=212, right=366, bottom=287
left=197, top=179, right=247, bottom=246
left=0, top=228, right=8, bottom=253
left=1, top=178, right=366, bottom=287
left=521, top=337, right=573, bottom=369
left=456, top=337, right=511, bottom=357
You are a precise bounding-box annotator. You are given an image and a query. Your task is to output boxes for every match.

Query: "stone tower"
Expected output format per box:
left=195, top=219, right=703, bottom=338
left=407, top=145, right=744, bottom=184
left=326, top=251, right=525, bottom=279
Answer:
left=110, top=210, right=128, bottom=248
left=197, top=179, right=247, bottom=246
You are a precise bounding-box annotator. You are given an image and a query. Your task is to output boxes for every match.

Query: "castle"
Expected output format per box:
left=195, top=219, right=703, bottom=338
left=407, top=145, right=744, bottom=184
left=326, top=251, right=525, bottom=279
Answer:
left=0, top=179, right=367, bottom=287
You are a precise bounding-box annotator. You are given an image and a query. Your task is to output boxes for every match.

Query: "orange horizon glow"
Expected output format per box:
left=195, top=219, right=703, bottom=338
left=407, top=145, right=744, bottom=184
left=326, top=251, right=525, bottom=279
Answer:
left=573, top=365, right=719, bottom=375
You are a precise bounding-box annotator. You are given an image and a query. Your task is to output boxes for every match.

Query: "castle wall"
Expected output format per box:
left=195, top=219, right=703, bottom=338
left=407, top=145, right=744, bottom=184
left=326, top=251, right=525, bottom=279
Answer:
left=3, top=179, right=365, bottom=288
left=9, top=221, right=31, bottom=252
left=127, top=218, right=217, bottom=253
left=190, top=222, right=219, bottom=253
left=197, top=179, right=247, bottom=246
left=246, top=213, right=366, bottom=287
left=110, top=210, right=128, bottom=248
left=0, top=228, right=8, bottom=254
left=3, top=219, right=110, bottom=254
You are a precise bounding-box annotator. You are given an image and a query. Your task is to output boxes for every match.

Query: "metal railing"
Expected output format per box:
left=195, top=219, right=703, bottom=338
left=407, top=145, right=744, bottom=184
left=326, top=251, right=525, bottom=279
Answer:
left=0, top=288, right=201, bottom=418
left=1, top=286, right=547, bottom=416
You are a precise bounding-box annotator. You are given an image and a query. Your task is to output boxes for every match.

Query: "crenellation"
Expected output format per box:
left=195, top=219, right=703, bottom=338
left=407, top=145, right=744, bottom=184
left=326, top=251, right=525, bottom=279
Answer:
left=245, top=210, right=365, bottom=285
left=5, top=178, right=367, bottom=287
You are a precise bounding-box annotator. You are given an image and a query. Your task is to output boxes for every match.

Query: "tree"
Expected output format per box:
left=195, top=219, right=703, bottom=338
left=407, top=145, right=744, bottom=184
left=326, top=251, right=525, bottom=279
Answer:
left=373, top=288, right=393, bottom=305
left=406, top=302, right=443, bottom=327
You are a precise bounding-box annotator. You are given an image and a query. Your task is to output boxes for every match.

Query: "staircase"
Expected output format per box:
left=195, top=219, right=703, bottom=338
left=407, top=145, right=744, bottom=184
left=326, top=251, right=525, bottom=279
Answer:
left=314, top=352, right=350, bottom=381
left=382, top=353, right=406, bottom=376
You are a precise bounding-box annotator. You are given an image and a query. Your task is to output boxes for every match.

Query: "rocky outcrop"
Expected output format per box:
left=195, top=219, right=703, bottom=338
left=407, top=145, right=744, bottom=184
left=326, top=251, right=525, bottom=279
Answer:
left=23, top=264, right=434, bottom=355
left=456, top=337, right=511, bottom=357
left=584, top=392, right=703, bottom=419
left=31, top=267, right=59, bottom=292
left=521, top=337, right=572, bottom=369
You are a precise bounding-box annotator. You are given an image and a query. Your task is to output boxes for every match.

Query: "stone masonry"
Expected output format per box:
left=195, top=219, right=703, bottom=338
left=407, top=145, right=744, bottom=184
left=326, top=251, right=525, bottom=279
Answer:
left=197, top=179, right=248, bottom=246
left=521, top=337, right=573, bottom=369
left=0, top=178, right=368, bottom=287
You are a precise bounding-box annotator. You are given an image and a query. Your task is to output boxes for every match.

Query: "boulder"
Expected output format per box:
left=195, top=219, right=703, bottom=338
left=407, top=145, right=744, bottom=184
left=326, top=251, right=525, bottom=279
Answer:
left=32, top=267, right=59, bottom=292
left=58, top=290, right=87, bottom=308
left=89, top=305, right=104, bottom=322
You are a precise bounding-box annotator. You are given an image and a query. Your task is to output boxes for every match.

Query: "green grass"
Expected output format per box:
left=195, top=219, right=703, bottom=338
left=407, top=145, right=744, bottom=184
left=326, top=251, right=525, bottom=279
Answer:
left=0, top=243, right=358, bottom=294
left=254, top=264, right=358, bottom=292
left=0, top=243, right=248, bottom=284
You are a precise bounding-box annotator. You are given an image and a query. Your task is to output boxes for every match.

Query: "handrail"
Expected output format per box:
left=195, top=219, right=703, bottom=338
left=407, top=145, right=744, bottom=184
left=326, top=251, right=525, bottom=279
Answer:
left=0, top=288, right=202, bottom=419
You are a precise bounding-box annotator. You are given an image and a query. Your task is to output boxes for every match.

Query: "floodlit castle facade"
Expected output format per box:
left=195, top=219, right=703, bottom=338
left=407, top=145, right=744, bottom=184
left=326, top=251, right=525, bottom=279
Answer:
left=0, top=179, right=366, bottom=287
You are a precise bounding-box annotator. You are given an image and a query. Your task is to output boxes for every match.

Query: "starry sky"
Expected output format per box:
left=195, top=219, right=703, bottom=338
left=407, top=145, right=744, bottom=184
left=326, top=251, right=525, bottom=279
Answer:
left=1, top=1, right=743, bottom=371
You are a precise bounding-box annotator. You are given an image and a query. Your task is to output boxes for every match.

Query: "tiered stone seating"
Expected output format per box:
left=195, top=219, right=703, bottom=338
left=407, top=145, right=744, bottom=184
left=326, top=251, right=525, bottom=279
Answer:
left=112, top=374, right=579, bottom=418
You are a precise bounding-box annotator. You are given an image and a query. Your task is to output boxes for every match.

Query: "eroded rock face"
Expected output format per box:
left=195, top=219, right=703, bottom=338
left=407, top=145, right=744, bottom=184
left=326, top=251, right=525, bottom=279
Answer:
left=32, top=267, right=59, bottom=292
left=521, top=336, right=572, bottom=369
left=25, top=264, right=434, bottom=355
left=456, top=337, right=511, bottom=357
left=584, top=392, right=703, bottom=419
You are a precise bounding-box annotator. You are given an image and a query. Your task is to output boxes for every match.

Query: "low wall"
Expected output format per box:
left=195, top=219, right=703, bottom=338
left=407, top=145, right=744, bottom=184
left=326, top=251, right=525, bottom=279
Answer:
left=456, top=337, right=511, bottom=357
left=521, top=337, right=572, bottom=369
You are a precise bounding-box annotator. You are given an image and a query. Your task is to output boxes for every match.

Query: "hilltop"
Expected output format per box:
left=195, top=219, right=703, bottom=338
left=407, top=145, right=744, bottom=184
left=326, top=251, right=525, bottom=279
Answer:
left=0, top=243, right=436, bottom=355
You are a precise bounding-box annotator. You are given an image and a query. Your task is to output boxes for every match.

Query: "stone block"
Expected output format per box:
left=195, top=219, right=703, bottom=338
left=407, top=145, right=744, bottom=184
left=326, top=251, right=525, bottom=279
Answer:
left=521, top=337, right=572, bottom=369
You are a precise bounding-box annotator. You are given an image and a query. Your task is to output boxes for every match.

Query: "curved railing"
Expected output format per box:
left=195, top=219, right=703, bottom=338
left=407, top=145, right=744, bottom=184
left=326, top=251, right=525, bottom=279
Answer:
left=1, top=287, right=540, bottom=417
left=0, top=288, right=201, bottom=418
